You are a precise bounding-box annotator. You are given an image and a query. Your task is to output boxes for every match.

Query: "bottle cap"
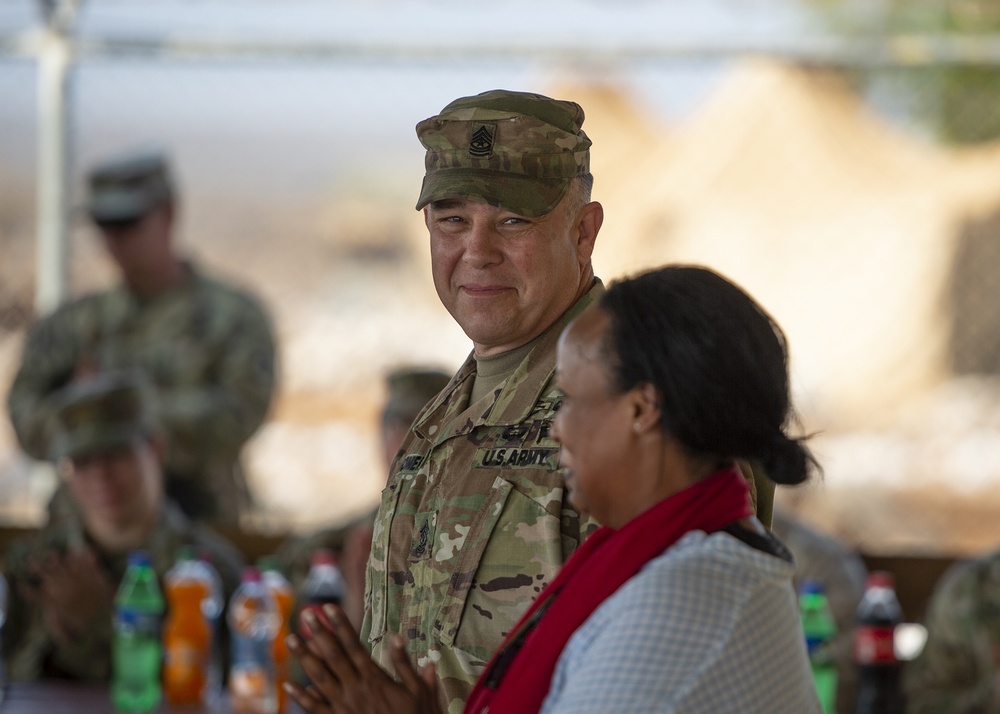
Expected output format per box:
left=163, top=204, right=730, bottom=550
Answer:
left=799, top=578, right=825, bottom=596
left=311, top=548, right=337, bottom=567
left=867, top=571, right=895, bottom=589
left=257, top=555, right=279, bottom=573
left=241, top=566, right=262, bottom=583
left=127, top=550, right=152, bottom=568
left=175, top=545, right=195, bottom=562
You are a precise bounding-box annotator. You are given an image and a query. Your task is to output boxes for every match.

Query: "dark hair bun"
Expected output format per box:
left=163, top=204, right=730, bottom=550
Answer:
left=759, top=435, right=812, bottom=486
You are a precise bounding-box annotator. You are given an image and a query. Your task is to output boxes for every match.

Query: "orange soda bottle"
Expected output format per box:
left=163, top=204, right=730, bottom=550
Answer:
left=259, top=557, right=294, bottom=714
left=163, top=546, right=212, bottom=705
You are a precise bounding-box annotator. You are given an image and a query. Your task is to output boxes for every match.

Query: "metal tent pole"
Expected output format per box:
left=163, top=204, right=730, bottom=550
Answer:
left=34, top=0, right=78, bottom=316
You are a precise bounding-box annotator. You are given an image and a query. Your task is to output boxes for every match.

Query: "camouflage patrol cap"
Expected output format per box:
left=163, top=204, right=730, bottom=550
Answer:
left=415, top=89, right=592, bottom=218
left=382, top=367, right=451, bottom=424
left=87, top=149, right=174, bottom=224
left=51, top=372, right=158, bottom=461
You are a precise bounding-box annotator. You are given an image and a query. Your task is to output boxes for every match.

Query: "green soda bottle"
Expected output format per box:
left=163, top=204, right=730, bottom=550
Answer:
left=112, top=551, right=166, bottom=713
left=799, top=578, right=837, bottom=714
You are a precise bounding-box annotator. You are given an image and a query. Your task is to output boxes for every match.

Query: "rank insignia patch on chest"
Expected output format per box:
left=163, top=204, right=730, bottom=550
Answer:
left=468, top=123, right=496, bottom=158
left=398, top=454, right=425, bottom=473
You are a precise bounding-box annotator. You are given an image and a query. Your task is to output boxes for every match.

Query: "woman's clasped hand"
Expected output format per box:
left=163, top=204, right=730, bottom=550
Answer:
left=284, top=605, right=442, bottom=714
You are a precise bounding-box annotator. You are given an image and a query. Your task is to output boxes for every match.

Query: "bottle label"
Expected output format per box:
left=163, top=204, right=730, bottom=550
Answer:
left=805, top=634, right=836, bottom=667
left=231, top=632, right=274, bottom=670
left=306, top=591, right=342, bottom=606
left=298, top=602, right=334, bottom=638
left=230, top=660, right=276, bottom=714
left=115, top=608, right=162, bottom=639
left=854, top=625, right=897, bottom=664
left=164, top=642, right=208, bottom=688
left=112, top=610, right=163, bottom=711
left=230, top=665, right=277, bottom=714
left=230, top=632, right=276, bottom=714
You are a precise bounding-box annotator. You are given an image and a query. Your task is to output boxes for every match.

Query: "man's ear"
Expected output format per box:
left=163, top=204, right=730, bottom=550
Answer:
left=575, top=201, right=603, bottom=265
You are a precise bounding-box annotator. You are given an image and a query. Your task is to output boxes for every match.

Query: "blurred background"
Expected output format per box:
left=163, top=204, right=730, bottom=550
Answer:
left=2, top=0, right=1000, bottom=563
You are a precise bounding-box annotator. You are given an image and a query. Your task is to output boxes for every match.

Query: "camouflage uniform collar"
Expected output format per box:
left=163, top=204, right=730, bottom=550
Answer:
left=413, top=279, right=604, bottom=439
left=486, top=278, right=604, bottom=426
left=59, top=499, right=188, bottom=567
left=115, top=259, right=199, bottom=305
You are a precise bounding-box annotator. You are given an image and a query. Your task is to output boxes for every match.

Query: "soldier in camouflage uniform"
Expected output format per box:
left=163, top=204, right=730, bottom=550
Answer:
left=903, top=549, right=1000, bottom=713
left=7, top=149, right=276, bottom=524
left=341, top=90, right=772, bottom=714
left=2, top=371, right=244, bottom=682
left=274, top=367, right=451, bottom=629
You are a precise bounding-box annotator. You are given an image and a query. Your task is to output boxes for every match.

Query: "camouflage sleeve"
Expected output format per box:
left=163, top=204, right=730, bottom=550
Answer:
left=6, top=308, right=86, bottom=460
left=155, top=294, right=276, bottom=456
left=3, top=534, right=111, bottom=682
left=3, top=544, right=43, bottom=680
left=904, top=557, right=1000, bottom=714
left=47, top=605, right=114, bottom=681
left=360, top=565, right=375, bottom=654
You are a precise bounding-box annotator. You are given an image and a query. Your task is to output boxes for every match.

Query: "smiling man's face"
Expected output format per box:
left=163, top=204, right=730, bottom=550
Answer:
left=425, top=187, right=598, bottom=357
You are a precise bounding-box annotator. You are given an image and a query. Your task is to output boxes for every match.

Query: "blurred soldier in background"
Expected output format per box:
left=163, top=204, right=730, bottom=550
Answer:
left=772, top=509, right=868, bottom=713
left=904, top=548, right=1000, bottom=713
left=6, top=149, right=277, bottom=525
left=2, top=371, right=243, bottom=681
left=378, top=367, right=453, bottom=478
left=275, top=366, right=451, bottom=628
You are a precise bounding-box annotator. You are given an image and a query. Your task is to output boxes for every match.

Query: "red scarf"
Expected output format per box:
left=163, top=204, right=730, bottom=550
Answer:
left=464, top=464, right=753, bottom=714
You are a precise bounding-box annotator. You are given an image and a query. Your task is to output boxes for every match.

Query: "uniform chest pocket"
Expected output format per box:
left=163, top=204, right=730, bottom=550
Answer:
left=431, top=475, right=565, bottom=663
left=365, top=480, right=404, bottom=645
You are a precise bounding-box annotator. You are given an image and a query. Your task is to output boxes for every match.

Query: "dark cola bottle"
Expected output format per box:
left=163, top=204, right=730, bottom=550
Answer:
left=297, top=549, right=345, bottom=638
left=854, top=571, right=905, bottom=714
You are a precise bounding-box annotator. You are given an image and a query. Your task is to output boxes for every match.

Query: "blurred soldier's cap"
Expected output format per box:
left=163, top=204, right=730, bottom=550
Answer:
left=415, top=89, right=591, bottom=218
left=87, top=149, right=174, bottom=224
left=382, top=367, right=451, bottom=424
left=51, top=372, right=158, bottom=461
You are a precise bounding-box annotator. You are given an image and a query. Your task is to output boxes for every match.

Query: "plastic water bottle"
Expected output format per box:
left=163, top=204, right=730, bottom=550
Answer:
left=112, top=551, right=165, bottom=714
left=163, top=547, right=212, bottom=705
left=799, top=579, right=837, bottom=714
left=298, top=549, right=344, bottom=637
left=259, top=557, right=295, bottom=713
left=197, top=548, right=225, bottom=702
left=229, top=566, right=280, bottom=714
left=854, top=571, right=905, bottom=714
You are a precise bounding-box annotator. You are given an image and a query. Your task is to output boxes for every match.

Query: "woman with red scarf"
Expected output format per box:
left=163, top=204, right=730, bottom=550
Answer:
left=287, top=265, right=821, bottom=714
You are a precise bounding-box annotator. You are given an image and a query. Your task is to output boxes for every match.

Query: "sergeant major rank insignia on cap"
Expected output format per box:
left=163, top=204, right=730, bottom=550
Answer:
left=415, top=89, right=592, bottom=217
left=469, top=123, right=496, bottom=158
